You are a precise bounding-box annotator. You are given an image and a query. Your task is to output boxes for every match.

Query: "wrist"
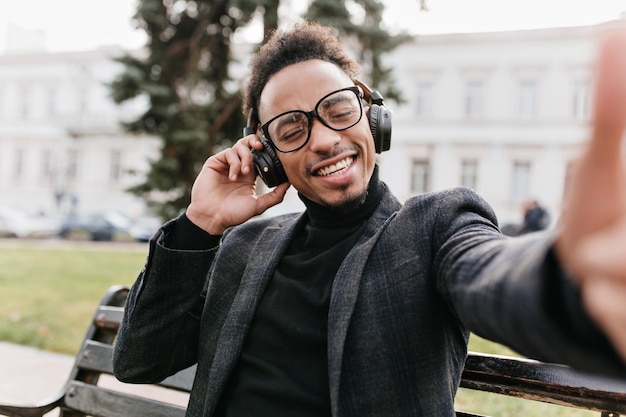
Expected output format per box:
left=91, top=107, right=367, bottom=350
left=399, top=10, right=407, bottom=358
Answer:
left=186, top=204, right=227, bottom=235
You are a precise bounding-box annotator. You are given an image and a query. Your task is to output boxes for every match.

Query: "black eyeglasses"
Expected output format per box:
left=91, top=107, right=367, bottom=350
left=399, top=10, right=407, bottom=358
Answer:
left=260, top=86, right=364, bottom=153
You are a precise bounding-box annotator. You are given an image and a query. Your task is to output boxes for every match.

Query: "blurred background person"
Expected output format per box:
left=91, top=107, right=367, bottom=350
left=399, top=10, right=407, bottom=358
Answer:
left=519, top=199, right=550, bottom=234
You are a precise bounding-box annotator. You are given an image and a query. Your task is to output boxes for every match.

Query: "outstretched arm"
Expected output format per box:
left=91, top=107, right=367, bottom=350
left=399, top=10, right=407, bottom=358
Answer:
left=556, top=26, right=626, bottom=361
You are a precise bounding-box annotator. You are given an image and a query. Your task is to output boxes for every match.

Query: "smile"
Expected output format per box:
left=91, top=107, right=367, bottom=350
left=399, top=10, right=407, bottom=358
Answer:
left=315, top=156, right=354, bottom=177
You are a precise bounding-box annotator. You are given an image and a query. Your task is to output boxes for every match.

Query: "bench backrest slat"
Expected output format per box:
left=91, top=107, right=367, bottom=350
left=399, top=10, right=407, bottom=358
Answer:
left=461, top=352, right=626, bottom=414
left=77, top=341, right=113, bottom=375
left=75, top=339, right=196, bottom=392
left=64, top=381, right=186, bottom=417
left=93, top=306, right=124, bottom=332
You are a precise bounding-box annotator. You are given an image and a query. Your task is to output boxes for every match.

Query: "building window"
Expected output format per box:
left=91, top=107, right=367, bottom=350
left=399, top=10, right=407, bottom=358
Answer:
left=110, top=150, right=122, bottom=182
left=411, top=159, right=430, bottom=194
left=47, top=87, right=57, bottom=117
left=77, top=87, right=88, bottom=114
left=41, top=149, right=53, bottom=179
left=416, top=81, right=433, bottom=119
left=572, top=80, right=590, bottom=122
left=14, top=149, right=24, bottom=180
left=19, top=86, right=30, bottom=118
left=0, top=85, right=4, bottom=117
left=465, top=81, right=483, bottom=119
left=519, top=80, right=537, bottom=121
left=460, top=159, right=478, bottom=189
left=511, top=160, right=531, bottom=203
left=67, top=150, right=79, bottom=180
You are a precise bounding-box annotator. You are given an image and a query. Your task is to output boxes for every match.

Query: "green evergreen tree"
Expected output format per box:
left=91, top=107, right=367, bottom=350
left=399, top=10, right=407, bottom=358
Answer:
left=110, top=0, right=259, bottom=220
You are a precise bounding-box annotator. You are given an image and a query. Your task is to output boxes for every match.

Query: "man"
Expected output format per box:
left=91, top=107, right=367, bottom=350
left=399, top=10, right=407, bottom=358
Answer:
left=519, top=200, right=550, bottom=234
left=113, top=22, right=626, bottom=416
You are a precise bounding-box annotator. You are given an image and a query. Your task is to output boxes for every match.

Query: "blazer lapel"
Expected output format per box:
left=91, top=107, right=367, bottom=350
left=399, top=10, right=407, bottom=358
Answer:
left=205, top=215, right=305, bottom=399
left=327, top=187, right=401, bottom=411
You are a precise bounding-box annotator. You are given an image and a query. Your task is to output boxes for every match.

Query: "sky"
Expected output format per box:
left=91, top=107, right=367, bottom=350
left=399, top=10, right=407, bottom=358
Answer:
left=0, top=0, right=624, bottom=53
left=387, top=0, right=625, bottom=35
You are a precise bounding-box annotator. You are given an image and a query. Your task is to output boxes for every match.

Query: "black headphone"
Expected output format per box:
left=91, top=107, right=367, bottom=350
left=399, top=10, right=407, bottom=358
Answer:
left=244, top=79, right=392, bottom=187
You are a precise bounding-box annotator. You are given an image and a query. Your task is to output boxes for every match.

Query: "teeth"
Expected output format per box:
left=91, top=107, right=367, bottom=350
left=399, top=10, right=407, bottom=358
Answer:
left=316, top=157, right=354, bottom=177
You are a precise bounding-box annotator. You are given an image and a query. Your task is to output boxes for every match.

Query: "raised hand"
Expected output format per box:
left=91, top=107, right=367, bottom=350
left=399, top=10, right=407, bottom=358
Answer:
left=186, top=134, right=290, bottom=235
left=556, top=25, right=626, bottom=359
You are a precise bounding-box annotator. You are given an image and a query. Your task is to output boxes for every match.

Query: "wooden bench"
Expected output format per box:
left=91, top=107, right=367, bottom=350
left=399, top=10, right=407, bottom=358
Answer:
left=0, top=284, right=625, bottom=417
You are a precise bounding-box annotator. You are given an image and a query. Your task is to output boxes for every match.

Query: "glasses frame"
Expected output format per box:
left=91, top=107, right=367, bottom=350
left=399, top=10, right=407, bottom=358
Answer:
left=260, top=86, right=364, bottom=153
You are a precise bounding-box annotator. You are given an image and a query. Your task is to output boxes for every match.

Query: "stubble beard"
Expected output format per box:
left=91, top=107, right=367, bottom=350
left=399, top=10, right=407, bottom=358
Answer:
left=324, top=183, right=369, bottom=214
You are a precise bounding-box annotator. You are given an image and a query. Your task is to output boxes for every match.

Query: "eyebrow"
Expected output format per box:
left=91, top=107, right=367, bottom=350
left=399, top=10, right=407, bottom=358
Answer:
left=273, top=111, right=305, bottom=132
left=319, top=91, right=352, bottom=110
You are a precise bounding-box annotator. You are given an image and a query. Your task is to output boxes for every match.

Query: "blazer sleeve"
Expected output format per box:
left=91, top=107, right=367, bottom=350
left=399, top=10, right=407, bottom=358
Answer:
left=433, top=187, right=626, bottom=377
left=113, top=218, right=218, bottom=383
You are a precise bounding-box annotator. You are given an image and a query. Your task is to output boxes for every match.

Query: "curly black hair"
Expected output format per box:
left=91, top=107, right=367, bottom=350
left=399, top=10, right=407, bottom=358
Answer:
left=243, top=21, right=360, bottom=126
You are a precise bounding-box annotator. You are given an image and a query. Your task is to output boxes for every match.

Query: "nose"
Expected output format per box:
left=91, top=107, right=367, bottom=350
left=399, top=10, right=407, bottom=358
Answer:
left=308, top=118, right=341, bottom=153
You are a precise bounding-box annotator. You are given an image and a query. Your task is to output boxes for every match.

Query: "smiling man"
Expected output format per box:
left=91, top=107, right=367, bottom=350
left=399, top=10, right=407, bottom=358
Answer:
left=113, top=22, right=626, bottom=417
left=256, top=60, right=376, bottom=210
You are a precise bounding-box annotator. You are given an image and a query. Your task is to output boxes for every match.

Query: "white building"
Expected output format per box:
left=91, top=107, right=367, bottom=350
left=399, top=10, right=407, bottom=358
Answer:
left=1, top=19, right=622, bottom=228
left=0, top=46, right=159, bottom=217
left=376, top=22, right=618, bottom=228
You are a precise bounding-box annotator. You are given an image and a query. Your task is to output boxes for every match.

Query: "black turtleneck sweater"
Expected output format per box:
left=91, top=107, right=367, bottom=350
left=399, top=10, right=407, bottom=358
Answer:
left=167, top=169, right=383, bottom=417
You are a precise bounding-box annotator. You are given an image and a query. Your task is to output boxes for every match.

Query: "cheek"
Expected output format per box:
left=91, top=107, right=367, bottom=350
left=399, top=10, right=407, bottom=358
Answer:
left=358, top=123, right=377, bottom=156
left=277, top=154, right=301, bottom=180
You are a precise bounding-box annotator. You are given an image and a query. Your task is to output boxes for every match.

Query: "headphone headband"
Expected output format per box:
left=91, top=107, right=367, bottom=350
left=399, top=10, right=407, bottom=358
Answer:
left=243, top=110, right=256, bottom=137
left=353, top=79, right=384, bottom=107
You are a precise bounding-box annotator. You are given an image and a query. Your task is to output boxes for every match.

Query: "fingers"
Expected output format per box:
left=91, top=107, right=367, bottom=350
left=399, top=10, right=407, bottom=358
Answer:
left=562, top=32, right=626, bottom=362
left=556, top=26, right=626, bottom=267
left=589, top=26, right=626, bottom=161
left=221, top=135, right=264, bottom=181
left=582, top=277, right=626, bottom=362
left=577, top=217, right=626, bottom=277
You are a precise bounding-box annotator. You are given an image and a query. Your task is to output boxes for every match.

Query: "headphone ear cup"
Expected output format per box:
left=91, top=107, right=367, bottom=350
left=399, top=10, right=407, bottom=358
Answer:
left=251, top=141, right=288, bottom=188
left=368, top=104, right=392, bottom=153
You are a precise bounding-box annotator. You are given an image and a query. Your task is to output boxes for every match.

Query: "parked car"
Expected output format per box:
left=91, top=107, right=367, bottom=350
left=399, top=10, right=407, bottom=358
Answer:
left=0, top=205, right=61, bottom=238
left=59, top=212, right=132, bottom=241
left=128, top=215, right=161, bottom=242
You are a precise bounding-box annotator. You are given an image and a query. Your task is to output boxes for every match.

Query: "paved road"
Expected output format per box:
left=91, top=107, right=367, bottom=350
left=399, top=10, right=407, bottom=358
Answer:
left=0, top=342, right=73, bottom=404
left=0, top=236, right=149, bottom=252
left=0, top=341, right=189, bottom=412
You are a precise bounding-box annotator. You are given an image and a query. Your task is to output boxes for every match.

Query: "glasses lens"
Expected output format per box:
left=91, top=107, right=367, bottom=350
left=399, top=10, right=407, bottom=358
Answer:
left=267, top=111, right=309, bottom=152
left=317, top=88, right=362, bottom=131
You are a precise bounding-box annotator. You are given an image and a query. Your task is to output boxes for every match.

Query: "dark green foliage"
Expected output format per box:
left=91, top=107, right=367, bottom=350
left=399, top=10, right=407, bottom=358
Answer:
left=306, top=0, right=412, bottom=103
left=110, top=0, right=259, bottom=220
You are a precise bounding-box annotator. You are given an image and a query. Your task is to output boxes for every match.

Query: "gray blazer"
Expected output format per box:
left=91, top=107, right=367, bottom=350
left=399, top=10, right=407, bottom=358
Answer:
left=114, top=185, right=621, bottom=416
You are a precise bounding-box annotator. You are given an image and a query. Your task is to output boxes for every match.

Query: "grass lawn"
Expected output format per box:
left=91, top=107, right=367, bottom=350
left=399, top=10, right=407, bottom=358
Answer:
left=0, top=240, right=598, bottom=416
left=0, top=241, right=144, bottom=353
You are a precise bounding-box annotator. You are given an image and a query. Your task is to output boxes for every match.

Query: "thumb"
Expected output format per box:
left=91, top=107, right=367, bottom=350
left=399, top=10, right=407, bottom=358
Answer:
left=255, top=182, right=291, bottom=215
